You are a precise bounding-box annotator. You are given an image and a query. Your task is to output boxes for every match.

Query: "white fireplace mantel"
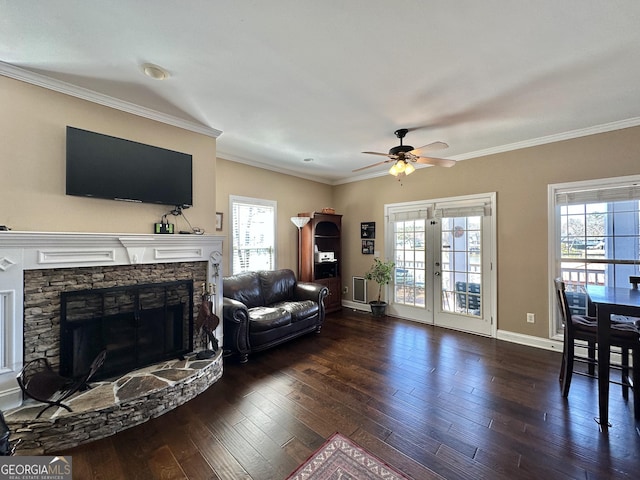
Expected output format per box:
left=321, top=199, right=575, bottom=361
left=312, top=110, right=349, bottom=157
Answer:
left=0, top=231, right=224, bottom=409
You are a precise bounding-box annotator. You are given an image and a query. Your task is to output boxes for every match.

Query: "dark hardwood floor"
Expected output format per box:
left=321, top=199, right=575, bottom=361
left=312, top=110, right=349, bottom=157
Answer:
left=63, top=310, right=640, bottom=479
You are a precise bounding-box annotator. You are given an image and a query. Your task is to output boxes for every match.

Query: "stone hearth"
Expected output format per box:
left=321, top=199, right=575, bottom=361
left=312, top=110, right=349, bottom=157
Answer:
left=5, top=350, right=222, bottom=454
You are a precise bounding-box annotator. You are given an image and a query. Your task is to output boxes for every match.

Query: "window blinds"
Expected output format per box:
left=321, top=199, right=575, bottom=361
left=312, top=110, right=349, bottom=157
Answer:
left=434, top=203, right=492, bottom=218
left=387, top=198, right=493, bottom=223
left=555, top=183, right=640, bottom=205
left=387, top=208, right=432, bottom=223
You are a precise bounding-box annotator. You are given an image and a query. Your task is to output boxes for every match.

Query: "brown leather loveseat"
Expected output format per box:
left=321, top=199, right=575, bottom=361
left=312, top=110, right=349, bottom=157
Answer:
left=222, top=269, right=328, bottom=363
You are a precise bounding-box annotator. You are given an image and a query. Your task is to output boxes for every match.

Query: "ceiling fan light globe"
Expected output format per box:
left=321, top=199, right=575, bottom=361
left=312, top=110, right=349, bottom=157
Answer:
left=389, top=164, right=400, bottom=176
left=404, top=162, right=415, bottom=175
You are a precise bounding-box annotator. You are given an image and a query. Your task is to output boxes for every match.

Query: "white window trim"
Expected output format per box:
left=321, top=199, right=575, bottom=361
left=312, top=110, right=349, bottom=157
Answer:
left=229, top=195, right=277, bottom=275
left=547, top=174, right=640, bottom=340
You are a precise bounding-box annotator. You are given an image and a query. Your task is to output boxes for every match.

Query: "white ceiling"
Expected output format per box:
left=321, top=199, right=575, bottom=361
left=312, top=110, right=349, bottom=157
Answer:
left=2, top=1, right=640, bottom=184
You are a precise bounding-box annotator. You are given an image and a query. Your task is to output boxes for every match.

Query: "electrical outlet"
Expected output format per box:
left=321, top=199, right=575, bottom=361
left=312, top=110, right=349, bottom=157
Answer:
left=342, top=286, right=348, bottom=294
left=527, top=313, right=535, bottom=323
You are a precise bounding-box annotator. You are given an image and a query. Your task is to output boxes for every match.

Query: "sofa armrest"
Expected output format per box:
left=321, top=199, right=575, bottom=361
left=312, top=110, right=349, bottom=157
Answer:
left=223, top=297, right=248, bottom=322
left=295, top=282, right=329, bottom=327
left=222, top=297, right=250, bottom=357
left=295, top=282, right=329, bottom=304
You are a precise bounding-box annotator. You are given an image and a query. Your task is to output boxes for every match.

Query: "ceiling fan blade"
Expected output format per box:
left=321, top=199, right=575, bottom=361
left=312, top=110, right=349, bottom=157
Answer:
left=362, top=151, right=393, bottom=157
left=410, top=141, right=449, bottom=156
left=414, top=156, right=456, bottom=168
left=352, top=159, right=394, bottom=172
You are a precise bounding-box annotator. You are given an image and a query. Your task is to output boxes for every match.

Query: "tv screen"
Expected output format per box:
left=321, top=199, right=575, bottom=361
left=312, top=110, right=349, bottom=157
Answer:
left=66, top=126, right=193, bottom=207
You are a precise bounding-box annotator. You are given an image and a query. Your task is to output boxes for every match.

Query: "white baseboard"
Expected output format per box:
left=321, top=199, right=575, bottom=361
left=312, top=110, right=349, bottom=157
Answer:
left=497, top=330, right=564, bottom=352
left=496, top=330, right=628, bottom=363
left=341, top=300, right=370, bottom=312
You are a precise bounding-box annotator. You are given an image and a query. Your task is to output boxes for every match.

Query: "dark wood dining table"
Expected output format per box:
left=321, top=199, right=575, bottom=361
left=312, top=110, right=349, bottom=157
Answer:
left=585, top=285, right=640, bottom=431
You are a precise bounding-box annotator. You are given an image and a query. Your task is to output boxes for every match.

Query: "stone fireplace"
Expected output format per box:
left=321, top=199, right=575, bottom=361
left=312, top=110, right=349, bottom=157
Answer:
left=0, top=231, right=224, bottom=453
left=26, top=265, right=203, bottom=378
left=59, top=276, right=195, bottom=380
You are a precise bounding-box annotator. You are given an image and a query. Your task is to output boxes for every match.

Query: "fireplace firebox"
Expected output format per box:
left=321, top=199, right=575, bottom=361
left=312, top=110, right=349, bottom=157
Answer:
left=60, top=280, right=194, bottom=380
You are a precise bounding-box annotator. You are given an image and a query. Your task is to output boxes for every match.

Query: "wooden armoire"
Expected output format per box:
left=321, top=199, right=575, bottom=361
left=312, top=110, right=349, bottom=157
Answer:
left=298, top=212, right=342, bottom=313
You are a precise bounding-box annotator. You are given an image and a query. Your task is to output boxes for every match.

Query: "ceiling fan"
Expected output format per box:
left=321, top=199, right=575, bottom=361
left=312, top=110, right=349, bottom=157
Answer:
left=354, top=128, right=456, bottom=177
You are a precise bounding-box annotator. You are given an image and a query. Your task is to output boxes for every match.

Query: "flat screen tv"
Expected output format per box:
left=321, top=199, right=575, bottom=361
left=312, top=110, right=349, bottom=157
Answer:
left=66, top=126, right=193, bottom=207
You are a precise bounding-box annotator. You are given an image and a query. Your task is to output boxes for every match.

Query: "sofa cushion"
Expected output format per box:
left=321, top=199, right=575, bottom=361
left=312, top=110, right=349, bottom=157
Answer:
left=223, top=271, right=264, bottom=308
left=272, top=300, right=318, bottom=322
left=260, top=269, right=296, bottom=306
left=248, top=306, right=291, bottom=332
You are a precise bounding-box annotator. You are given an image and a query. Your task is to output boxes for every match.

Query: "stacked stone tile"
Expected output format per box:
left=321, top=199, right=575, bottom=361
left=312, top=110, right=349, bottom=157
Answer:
left=22, top=261, right=208, bottom=368
left=7, top=351, right=223, bottom=454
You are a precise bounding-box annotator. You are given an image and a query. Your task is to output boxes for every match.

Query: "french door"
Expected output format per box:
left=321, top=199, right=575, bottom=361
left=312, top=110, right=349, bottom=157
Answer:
left=385, top=194, right=495, bottom=336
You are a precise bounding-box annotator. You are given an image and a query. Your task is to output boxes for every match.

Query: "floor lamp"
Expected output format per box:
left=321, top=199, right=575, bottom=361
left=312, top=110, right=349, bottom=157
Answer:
left=290, top=216, right=311, bottom=278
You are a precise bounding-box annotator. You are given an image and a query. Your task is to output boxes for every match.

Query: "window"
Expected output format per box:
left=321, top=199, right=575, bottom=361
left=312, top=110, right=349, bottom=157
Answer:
left=393, top=217, right=426, bottom=307
left=440, top=215, right=483, bottom=317
left=230, top=195, right=277, bottom=274
left=549, top=176, right=640, bottom=335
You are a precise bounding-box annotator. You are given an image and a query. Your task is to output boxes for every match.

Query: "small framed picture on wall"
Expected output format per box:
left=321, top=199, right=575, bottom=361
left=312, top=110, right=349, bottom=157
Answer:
left=362, top=239, right=374, bottom=254
left=361, top=222, right=375, bottom=239
left=215, top=212, right=223, bottom=231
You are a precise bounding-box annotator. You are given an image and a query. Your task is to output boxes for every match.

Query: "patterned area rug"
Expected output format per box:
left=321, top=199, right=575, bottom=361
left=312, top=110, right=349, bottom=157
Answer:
left=286, top=432, right=411, bottom=480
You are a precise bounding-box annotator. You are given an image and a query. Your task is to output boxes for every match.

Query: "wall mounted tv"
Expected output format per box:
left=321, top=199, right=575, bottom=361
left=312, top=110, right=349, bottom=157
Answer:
left=66, top=126, right=193, bottom=207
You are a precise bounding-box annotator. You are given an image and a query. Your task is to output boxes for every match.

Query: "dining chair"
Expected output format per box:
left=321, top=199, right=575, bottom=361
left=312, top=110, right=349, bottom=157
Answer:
left=555, top=279, right=640, bottom=417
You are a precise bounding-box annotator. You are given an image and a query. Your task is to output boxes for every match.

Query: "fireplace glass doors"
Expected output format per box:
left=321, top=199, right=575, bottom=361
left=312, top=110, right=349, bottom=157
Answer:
left=60, top=280, right=194, bottom=380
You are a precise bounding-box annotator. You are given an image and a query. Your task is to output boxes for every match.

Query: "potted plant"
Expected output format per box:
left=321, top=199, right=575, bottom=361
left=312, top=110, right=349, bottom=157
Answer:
left=364, top=258, right=395, bottom=317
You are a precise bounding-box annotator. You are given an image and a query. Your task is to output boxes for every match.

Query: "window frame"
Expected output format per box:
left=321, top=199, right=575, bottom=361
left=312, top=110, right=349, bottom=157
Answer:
left=547, top=174, right=640, bottom=339
left=229, top=195, right=277, bottom=275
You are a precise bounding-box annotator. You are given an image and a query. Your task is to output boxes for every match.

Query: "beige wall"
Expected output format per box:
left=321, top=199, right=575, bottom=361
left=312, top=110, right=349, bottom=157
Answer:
left=0, top=76, right=216, bottom=233
left=215, top=158, right=333, bottom=276
left=334, top=126, right=640, bottom=337
left=5, top=72, right=640, bottom=340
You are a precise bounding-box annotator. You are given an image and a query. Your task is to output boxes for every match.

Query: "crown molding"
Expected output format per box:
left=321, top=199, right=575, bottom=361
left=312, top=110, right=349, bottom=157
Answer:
left=0, top=61, right=222, bottom=138
left=334, top=117, right=640, bottom=184
left=449, top=117, right=640, bottom=161
left=216, top=150, right=336, bottom=185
